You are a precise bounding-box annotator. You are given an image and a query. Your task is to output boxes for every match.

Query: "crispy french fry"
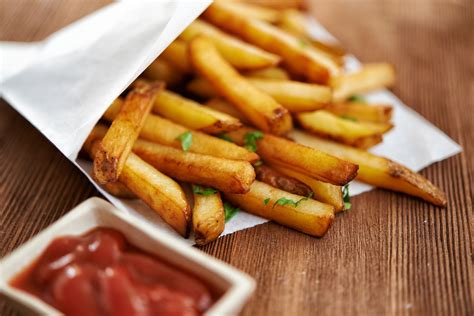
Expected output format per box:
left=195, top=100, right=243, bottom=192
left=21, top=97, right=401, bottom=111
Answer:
left=153, top=90, right=242, bottom=134
left=188, top=77, right=331, bottom=112
left=189, top=36, right=293, bottom=135
left=203, top=2, right=340, bottom=83
left=278, top=9, right=346, bottom=58
left=216, top=1, right=281, bottom=23
left=180, top=19, right=280, bottom=70
left=325, top=102, right=393, bottom=123
left=159, top=40, right=191, bottom=73
left=255, top=165, right=313, bottom=196
left=290, top=130, right=447, bottom=206
left=331, top=63, right=396, bottom=102
left=142, top=59, right=184, bottom=87
left=244, top=67, right=290, bottom=80
left=86, top=135, right=190, bottom=237
left=224, top=181, right=334, bottom=237
left=231, top=0, right=305, bottom=9
left=205, top=98, right=250, bottom=124
left=104, top=99, right=259, bottom=162
left=94, top=82, right=163, bottom=184
left=226, top=128, right=359, bottom=185
left=133, top=139, right=256, bottom=194
left=296, top=110, right=393, bottom=149
left=269, top=164, right=344, bottom=212
left=192, top=186, right=225, bottom=245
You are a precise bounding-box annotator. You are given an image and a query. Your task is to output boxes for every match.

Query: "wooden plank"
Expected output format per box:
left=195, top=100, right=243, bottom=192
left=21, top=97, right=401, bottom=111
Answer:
left=0, top=0, right=472, bottom=315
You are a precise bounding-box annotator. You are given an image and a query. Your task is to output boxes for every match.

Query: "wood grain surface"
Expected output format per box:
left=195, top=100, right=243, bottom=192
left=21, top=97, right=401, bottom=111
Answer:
left=0, top=1, right=473, bottom=315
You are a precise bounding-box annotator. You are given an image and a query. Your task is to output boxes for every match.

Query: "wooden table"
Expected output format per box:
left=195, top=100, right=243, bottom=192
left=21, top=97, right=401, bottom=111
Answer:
left=1, top=1, right=472, bottom=315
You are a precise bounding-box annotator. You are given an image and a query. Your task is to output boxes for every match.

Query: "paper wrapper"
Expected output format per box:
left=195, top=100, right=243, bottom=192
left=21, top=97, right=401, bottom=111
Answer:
left=0, top=1, right=461, bottom=244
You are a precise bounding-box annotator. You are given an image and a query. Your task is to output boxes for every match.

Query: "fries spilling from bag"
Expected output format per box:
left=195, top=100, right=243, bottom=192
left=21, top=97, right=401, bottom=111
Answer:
left=81, top=1, right=447, bottom=244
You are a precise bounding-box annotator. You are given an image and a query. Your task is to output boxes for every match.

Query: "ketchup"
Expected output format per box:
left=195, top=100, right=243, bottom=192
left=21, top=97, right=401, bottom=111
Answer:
left=10, top=228, right=214, bottom=316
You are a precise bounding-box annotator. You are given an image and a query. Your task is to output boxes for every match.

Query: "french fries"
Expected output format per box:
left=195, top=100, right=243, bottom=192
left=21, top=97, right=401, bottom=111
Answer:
left=189, top=36, right=293, bottom=135
left=133, top=139, right=256, bottom=194
left=244, top=67, right=290, bottom=80
left=331, top=63, right=396, bottom=102
left=277, top=9, right=346, bottom=58
left=224, top=181, right=334, bottom=237
left=290, top=130, right=447, bottom=206
left=296, top=110, right=393, bottom=148
left=216, top=1, right=281, bottom=23
left=84, top=132, right=190, bottom=237
left=159, top=40, right=191, bottom=73
left=180, top=19, right=280, bottom=70
left=205, top=98, right=250, bottom=124
left=142, top=59, right=184, bottom=87
left=188, top=77, right=332, bottom=112
left=192, top=186, right=225, bottom=245
left=103, top=99, right=259, bottom=162
left=255, top=165, right=313, bottom=197
left=94, top=82, right=163, bottom=184
left=203, top=2, right=340, bottom=83
left=325, top=102, right=393, bottom=123
left=269, top=164, right=344, bottom=212
left=153, top=90, right=242, bottom=134
left=226, top=128, right=359, bottom=185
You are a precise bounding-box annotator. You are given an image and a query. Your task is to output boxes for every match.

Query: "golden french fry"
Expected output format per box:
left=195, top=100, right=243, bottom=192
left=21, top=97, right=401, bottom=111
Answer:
left=290, top=130, right=447, bottom=207
left=142, top=59, right=184, bottom=87
left=226, top=128, right=359, bottom=185
left=230, top=0, right=305, bottom=9
left=104, top=100, right=259, bottom=162
left=133, top=139, right=256, bottom=194
left=278, top=9, right=346, bottom=59
left=203, top=2, right=340, bottom=83
left=86, top=135, right=190, bottom=237
left=296, top=110, right=393, bottom=149
left=153, top=90, right=242, bottom=134
left=189, top=36, right=292, bottom=135
left=159, top=40, right=191, bottom=73
left=270, top=164, right=344, bottom=212
left=94, top=82, right=164, bottom=184
left=192, top=186, right=225, bottom=245
left=224, top=181, right=335, bottom=237
left=331, top=63, right=396, bottom=102
left=216, top=1, right=282, bottom=23
left=180, top=19, right=280, bottom=70
left=188, top=77, right=331, bottom=112
left=255, top=165, right=313, bottom=196
left=244, top=67, right=290, bottom=80
left=325, top=102, right=393, bottom=123
left=205, top=98, right=250, bottom=124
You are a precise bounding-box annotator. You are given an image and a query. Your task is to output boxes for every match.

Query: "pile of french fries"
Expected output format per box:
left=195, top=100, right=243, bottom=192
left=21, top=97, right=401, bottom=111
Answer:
left=81, top=0, right=447, bottom=244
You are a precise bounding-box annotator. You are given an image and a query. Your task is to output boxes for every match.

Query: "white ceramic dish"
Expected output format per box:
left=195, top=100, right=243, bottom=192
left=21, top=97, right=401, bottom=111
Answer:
left=0, top=197, right=255, bottom=316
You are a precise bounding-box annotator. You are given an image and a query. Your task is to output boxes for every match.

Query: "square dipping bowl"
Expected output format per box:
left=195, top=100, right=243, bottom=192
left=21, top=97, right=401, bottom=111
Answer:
left=0, top=197, right=255, bottom=315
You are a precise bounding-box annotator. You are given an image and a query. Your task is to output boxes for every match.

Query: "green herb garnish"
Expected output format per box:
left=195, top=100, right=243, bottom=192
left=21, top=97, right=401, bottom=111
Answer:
left=340, top=115, right=357, bottom=122
left=342, top=184, right=351, bottom=210
left=263, top=198, right=270, bottom=205
left=253, top=160, right=263, bottom=167
left=244, top=131, right=264, bottom=152
left=224, top=202, right=239, bottom=222
left=176, top=131, right=192, bottom=151
left=272, top=192, right=313, bottom=209
left=298, top=39, right=309, bottom=48
left=218, top=133, right=233, bottom=143
left=192, top=185, right=218, bottom=196
left=348, top=95, right=366, bottom=103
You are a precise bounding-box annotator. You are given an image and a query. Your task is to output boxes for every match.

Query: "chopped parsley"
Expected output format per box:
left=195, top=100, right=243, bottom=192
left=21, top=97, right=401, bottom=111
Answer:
left=343, top=184, right=351, bottom=210
left=244, top=131, right=264, bottom=152
left=253, top=160, right=263, bottom=167
left=192, top=185, right=218, bottom=196
left=176, top=131, right=192, bottom=151
left=348, top=95, right=366, bottom=103
left=272, top=192, right=313, bottom=209
left=340, top=115, right=357, bottom=122
left=224, top=202, right=239, bottom=222
left=263, top=198, right=270, bottom=205
left=298, top=39, right=309, bottom=48
left=218, top=133, right=233, bottom=143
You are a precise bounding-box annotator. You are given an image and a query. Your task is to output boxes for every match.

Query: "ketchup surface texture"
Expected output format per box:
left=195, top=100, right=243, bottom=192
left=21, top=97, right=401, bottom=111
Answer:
left=10, top=228, right=214, bottom=316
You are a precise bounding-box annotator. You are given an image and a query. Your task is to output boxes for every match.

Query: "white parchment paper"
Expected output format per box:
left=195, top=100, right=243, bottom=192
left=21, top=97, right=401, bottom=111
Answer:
left=0, top=1, right=461, bottom=244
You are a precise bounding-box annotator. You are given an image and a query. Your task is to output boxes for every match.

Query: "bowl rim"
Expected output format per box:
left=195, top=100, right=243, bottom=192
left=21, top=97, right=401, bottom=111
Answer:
left=0, top=197, right=256, bottom=316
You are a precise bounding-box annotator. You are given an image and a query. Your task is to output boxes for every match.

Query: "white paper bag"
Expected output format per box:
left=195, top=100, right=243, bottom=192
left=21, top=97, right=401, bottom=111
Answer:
left=0, top=1, right=461, bottom=243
